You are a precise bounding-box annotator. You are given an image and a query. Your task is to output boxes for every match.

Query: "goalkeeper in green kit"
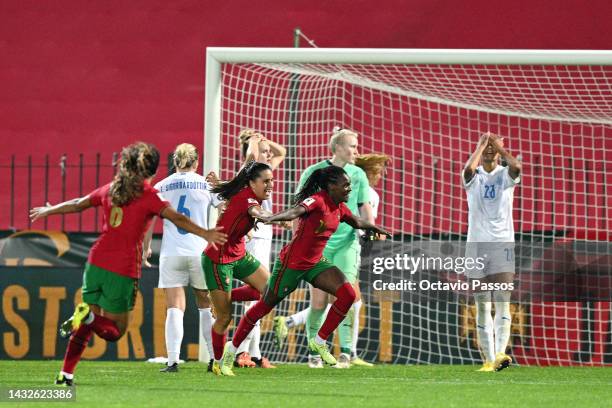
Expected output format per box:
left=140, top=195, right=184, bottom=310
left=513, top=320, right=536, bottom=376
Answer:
left=274, top=127, right=375, bottom=368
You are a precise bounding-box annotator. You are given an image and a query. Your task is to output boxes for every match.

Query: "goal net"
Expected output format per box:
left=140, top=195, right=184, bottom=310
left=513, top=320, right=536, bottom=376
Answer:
left=204, top=48, right=612, bottom=366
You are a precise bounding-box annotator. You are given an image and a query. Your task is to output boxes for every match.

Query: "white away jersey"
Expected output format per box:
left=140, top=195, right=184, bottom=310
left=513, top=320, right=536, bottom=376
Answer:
left=155, top=172, right=222, bottom=256
left=463, top=165, right=520, bottom=242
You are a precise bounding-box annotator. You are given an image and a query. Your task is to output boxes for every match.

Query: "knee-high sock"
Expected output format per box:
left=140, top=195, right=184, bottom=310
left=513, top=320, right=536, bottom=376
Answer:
left=338, top=306, right=354, bottom=354
left=474, top=291, right=495, bottom=362
left=199, top=308, right=215, bottom=360
left=89, top=313, right=121, bottom=342
left=211, top=328, right=226, bottom=361
left=165, top=308, right=184, bottom=365
left=61, top=323, right=93, bottom=375
left=232, top=300, right=273, bottom=349
left=248, top=322, right=261, bottom=359
left=493, top=291, right=512, bottom=355
left=231, top=285, right=261, bottom=301
left=237, top=301, right=255, bottom=354
left=306, top=308, right=326, bottom=343
left=318, top=283, right=356, bottom=341
left=351, top=300, right=362, bottom=356
left=287, top=307, right=310, bottom=329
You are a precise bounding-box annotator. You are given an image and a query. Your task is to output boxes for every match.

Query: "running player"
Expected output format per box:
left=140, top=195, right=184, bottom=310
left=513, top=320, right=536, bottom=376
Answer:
left=203, top=161, right=274, bottom=376
left=274, top=127, right=373, bottom=368
left=276, top=152, right=390, bottom=367
left=234, top=129, right=286, bottom=369
left=221, top=166, right=389, bottom=376
left=462, top=132, right=521, bottom=372
left=30, top=142, right=227, bottom=386
left=146, top=143, right=223, bottom=373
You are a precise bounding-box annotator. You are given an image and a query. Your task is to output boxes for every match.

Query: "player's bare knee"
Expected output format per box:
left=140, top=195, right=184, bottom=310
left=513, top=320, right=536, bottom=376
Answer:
left=193, top=289, right=211, bottom=308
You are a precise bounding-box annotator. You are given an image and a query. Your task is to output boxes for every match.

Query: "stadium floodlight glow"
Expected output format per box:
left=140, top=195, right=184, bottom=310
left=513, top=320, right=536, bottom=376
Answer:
left=204, top=47, right=612, bottom=365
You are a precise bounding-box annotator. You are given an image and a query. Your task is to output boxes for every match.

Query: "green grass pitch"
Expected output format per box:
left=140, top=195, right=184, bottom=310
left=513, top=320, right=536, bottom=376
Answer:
left=1, top=361, right=610, bottom=407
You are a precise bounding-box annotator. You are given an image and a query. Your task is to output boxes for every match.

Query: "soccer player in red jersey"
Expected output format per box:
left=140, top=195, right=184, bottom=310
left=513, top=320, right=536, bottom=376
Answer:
left=220, top=165, right=389, bottom=375
left=202, top=161, right=274, bottom=375
left=29, top=142, right=227, bottom=386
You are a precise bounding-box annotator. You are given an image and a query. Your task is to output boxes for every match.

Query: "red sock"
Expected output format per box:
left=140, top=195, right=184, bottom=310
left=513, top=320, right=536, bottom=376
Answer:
left=62, top=324, right=93, bottom=374
left=89, top=314, right=121, bottom=342
left=231, top=285, right=261, bottom=301
left=318, top=283, right=356, bottom=340
left=232, top=300, right=273, bottom=348
left=211, top=328, right=226, bottom=360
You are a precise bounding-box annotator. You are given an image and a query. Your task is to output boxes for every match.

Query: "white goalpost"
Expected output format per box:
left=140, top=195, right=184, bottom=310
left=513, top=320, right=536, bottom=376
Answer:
left=203, top=48, right=612, bottom=365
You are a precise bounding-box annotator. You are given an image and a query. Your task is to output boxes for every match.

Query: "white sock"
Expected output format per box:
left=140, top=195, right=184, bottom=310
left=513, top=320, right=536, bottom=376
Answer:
left=165, top=308, right=184, bottom=365
left=249, top=322, right=261, bottom=359
left=474, top=291, right=495, bottom=363
left=493, top=291, right=512, bottom=355
left=84, top=312, right=94, bottom=325
left=287, top=307, right=310, bottom=328
left=198, top=308, right=215, bottom=360
left=227, top=341, right=237, bottom=354
left=351, top=300, right=362, bottom=357
left=314, top=334, right=325, bottom=345
left=60, top=371, right=74, bottom=379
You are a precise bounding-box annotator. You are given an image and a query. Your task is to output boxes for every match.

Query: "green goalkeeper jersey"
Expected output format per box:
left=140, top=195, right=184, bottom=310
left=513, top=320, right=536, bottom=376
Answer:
left=296, top=159, right=370, bottom=251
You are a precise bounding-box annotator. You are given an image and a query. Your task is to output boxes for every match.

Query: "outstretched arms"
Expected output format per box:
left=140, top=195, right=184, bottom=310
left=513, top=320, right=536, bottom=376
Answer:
left=259, top=205, right=307, bottom=224
left=343, top=213, right=391, bottom=238
left=30, top=196, right=93, bottom=222
left=160, top=207, right=227, bottom=249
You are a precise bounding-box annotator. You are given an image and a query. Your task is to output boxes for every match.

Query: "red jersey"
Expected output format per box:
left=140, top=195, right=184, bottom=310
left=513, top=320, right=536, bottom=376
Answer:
left=205, top=187, right=262, bottom=264
left=88, top=182, right=169, bottom=278
left=280, top=191, right=353, bottom=270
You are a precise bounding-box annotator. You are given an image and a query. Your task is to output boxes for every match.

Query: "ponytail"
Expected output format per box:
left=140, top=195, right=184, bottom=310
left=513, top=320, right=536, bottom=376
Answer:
left=110, top=142, right=160, bottom=206
left=212, top=160, right=271, bottom=201
left=294, top=165, right=347, bottom=204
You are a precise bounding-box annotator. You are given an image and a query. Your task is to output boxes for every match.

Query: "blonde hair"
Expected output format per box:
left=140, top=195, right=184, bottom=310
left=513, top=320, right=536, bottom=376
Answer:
left=173, top=143, right=198, bottom=170
left=329, top=127, right=358, bottom=154
left=238, top=129, right=265, bottom=158
left=110, top=142, right=160, bottom=206
left=355, top=153, right=391, bottom=176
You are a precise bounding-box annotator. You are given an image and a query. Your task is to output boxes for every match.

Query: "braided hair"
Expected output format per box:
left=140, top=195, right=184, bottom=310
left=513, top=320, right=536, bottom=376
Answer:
left=110, top=142, right=160, bottom=206
left=212, top=161, right=272, bottom=201
left=294, top=165, right=347, bottom=204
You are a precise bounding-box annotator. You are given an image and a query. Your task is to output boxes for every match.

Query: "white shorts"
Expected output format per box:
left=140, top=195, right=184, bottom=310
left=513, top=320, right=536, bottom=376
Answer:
left=158, top=256, right=207, bottom=290
left=464, top=242, right=515, bottom=280
left=246, top=237, right=271, bottom=270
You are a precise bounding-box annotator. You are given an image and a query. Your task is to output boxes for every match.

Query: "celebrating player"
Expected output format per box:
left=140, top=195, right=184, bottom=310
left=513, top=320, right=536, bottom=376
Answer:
left=234, top=129, right=286, bottom=369
left=274, top=127, right=373, bottom=368
left=30, top=142, right=227, bottom=386
left=462, top=132, right=521, bottom=372
left=203, top=161, right=273, bottom=376
left=220, top=165, right=389, bottom=376
left=144, top=143, right=223, bottom=373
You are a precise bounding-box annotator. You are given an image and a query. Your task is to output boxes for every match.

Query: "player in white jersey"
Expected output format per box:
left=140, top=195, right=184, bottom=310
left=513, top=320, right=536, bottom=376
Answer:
left=462, top=132, right=521, bottom=372
left=234, top=129, right=286, bottom=369
left=145, top=143, right=223, bottom=373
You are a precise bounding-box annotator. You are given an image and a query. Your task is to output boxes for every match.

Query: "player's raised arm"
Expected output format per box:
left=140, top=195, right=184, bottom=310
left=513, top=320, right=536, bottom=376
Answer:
left=30, top=196, right=93, bottom=222
left=463, top=133, right=490, bottom=184
left=489, top=133, right=522, bottom=180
